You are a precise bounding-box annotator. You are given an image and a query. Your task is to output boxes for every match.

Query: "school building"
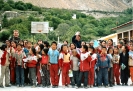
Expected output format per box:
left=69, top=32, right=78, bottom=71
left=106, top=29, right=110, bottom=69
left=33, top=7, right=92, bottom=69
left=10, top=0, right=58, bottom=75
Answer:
left=112, top=20, right=133, bottom=43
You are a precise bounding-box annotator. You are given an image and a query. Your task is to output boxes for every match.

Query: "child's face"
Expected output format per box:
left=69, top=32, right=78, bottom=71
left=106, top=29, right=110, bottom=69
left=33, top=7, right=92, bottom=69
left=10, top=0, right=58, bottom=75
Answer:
left=63, top=46, right=68, bottom=53
left=88, top=48, right=93, bottom=53
left=11, top=42, right=16, bottom=48
left=51, top=43, right=57, bottom=50
left=81, top=46, right=86, bottom=52
left=70, top=44, right=75, bottom=50
left=41, top=50, right=46, bottom=55
left=101, top=48, right=107, bottom=54
left=130, top=46, right=133, bottom=51
left=72, top=51, right=77, bottom=56
left=109, top=49, right=113, bottom=54
left=114, top=48, right=118, bottom=54
left=17, top=45, right=22, bottom=51
left=29, top=49, right=33, bottom=55
left=122, top=46, right=126, bottom=52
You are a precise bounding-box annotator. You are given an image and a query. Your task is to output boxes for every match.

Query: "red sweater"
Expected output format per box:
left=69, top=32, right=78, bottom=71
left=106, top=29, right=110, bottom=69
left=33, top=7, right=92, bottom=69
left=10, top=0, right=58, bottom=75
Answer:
left=27, top=55, right=37, bottom=67
left=80, top=52, right=92, bottom=71
left=27, top=60, right=37, bottom=67
left=1, top=51, right=8, bottom=66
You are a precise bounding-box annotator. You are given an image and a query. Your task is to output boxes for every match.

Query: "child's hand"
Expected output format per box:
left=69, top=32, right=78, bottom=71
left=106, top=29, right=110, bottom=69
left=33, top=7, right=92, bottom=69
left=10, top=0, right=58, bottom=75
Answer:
left=97, top=67, right=99, bottom=71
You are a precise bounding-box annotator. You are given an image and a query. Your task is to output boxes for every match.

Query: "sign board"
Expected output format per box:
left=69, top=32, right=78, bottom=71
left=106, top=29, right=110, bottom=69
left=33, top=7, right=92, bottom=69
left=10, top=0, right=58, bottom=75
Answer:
left=31, top=22, right=49, bottom=33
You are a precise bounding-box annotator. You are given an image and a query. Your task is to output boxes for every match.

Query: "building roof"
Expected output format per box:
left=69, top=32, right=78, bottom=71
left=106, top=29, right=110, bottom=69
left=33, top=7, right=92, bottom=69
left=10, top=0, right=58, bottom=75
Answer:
left=112, top=20, right=133, bottom=30
left=98, top=33, right=117, bottom=40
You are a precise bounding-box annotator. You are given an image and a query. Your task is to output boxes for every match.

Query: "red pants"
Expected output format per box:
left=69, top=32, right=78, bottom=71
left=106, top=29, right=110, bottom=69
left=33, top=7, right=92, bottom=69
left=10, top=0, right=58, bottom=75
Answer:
left=62, top=63, right=70, bottom=85
left=130, top=67, right=133, bottom=82
left=113, top=64, right=120, bottom=84
left=50, top=64, right=59, bottom=86
left=10, top=59, right=15, bottom=84
left=88, top=68, right=95, bottom=85
left=36, top=65, right=41, bottom=84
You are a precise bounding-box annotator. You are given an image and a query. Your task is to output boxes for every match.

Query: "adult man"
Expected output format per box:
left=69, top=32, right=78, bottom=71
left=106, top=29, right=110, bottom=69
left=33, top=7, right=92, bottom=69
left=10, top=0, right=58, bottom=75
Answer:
left=9, top=30, right=20, bottom=43
left=72, top=32, right=81, bottom=48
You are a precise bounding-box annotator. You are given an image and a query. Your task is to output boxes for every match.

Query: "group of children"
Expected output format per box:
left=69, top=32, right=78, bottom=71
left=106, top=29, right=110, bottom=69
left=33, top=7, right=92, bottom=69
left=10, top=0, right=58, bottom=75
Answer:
left=0, top=39, right=133, bottom=89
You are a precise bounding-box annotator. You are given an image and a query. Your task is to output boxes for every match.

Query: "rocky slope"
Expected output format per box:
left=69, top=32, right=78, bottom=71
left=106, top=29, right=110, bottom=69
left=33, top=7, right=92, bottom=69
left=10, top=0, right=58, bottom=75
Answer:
left=14, top=0, right=132, bottom=11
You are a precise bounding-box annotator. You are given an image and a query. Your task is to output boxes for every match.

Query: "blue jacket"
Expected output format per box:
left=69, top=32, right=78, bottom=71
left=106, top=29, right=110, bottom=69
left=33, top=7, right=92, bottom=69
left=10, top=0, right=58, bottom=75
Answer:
left=97, top=54, right=110, bottom=68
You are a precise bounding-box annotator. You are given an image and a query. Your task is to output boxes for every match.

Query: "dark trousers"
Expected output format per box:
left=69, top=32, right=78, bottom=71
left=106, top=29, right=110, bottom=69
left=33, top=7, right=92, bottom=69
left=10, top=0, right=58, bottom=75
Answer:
left=98, top=68, right=108, bottom=86
left=121, top=68, right=129, bottom=84
left=108, top=67, right=113, bottom=85
left=77, top=71, right=89, bottom=87
left=41, top=65, right=50, bottom=86
left=24, top=68, right=30, bottom=84
left=70, top=70, right=79, bottom=86
left=29, top=67, right=36, bottom=85
left=16, top=65, right=24, bottom=85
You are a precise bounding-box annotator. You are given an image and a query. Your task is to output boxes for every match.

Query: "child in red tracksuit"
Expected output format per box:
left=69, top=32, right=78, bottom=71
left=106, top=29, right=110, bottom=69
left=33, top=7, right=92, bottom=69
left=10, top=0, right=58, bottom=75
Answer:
left=76, top=45, right=92, bottom=89
left=27, top=47, right=37, bottom=87
left=88, top=46, right=97, bottom=88
left=112, top=46, right=120, bottom=85
left=10, top=41, right=17, bottom=85
left=59, top=44, right=72, bottom=88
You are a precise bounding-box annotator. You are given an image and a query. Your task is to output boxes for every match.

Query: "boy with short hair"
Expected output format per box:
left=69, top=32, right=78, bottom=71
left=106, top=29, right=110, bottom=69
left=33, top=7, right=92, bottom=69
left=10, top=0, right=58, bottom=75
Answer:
left=48, top=42, right=59, bottom=88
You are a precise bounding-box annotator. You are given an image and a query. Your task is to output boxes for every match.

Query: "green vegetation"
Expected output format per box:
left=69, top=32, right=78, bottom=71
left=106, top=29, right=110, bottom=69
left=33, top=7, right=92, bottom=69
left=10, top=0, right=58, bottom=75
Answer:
left=0, top=0, right=132, bottom=43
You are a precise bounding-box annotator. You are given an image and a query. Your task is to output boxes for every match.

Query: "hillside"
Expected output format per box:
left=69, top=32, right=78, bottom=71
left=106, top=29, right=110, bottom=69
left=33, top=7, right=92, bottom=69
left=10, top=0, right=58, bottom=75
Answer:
left=14, top=0, right=132, bottom=11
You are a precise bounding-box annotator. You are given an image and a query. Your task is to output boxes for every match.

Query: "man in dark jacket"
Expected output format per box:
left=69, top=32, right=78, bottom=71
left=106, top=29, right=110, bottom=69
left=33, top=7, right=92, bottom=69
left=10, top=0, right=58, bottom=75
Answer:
left=9, top=30, right=20, bottom=43
left=72, top=32, right=81, bottom=48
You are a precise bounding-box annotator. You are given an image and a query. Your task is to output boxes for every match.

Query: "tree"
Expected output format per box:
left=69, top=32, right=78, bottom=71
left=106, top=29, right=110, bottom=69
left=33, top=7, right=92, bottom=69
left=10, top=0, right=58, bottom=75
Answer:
left=55, top=23, right=70, bottom=36
left=0, top=30, right=10, bottom=42
left=3, top=3, right=12, bottom=11
left=26, top=3, right=33, bottom=9
left=2, top=15, right=8, bottom=27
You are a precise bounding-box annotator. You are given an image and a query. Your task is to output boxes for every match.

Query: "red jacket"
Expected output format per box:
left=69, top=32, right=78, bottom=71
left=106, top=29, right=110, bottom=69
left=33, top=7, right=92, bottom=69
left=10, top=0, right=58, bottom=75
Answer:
left=80, top=52, right=92, bottom=71
left=27, top=60, right=37, bottom=67
left=1, top=51, right=8, bottom=66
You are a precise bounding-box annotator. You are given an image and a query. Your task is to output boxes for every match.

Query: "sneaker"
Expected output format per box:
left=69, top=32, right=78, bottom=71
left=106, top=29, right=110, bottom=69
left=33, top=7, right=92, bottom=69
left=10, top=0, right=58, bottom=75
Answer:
left=98, top=85, right=101, bottom=88
left=0, top=85, right=4, bottom=88
left=122, top=83, right=124, bottom=86
left=5, top=84, right=11, bottom=87
left=76, top=86, right=79, bottom=89
left=125, top=83, right=128, bottom=86
left=52, top=86, right=55, bottom=88
left=90, top=85, right=93, bottom=88
left=117, top=84, right=121, bottom=86
left=130, top=83, right=133, bottom=86
left=84, top=86, right=88, bottom=89
left=21, top=85, right=24, bottom=87
left=67, top=85, right=72, bottom=88
left=17, top=85, right=19, bottom=87
left=72, top=86, right=75, bottom=88
left=88, top=85, right=90, bottom=88
left=47, top=85, right=50, bottom=88
left=55, top=85, right=58, bottom=88
left=105, top=86, right=108, bottom=88
left=110, top=84, right=113, bottom=87
left=62, top=85, right=65, bottom=89
left=32, top=85, right=36, bottom=88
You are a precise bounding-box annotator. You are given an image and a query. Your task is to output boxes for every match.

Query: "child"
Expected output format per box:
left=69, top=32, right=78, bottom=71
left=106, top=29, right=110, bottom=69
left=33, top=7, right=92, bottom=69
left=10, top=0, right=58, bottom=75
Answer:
left=40, top=48, right=50, bottom=87
left=0, top=44, right=11, bottom=88
left=59, top=44, right=72, bottom=88
left=76, top=45, right=91, bottom=89
left=10, top=41, right=17, bottom=85
left=27, top=47, right=37, bottom=87
left=14, top=44, right=26, bottom=87
left=70, top=49, right=80, bottom=87
left=119, top=45, right=129, bottom=86
left=107, top=47, right=114, bottom=87
left=112, top=46, right=120, bottom=85
left=88, top=46, right=97, bottom=88
left=97, top=47, right=110, bottom=88
left=48, top=42, right=59, bottom=88
left=128, top=44, right=133, bottom=86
